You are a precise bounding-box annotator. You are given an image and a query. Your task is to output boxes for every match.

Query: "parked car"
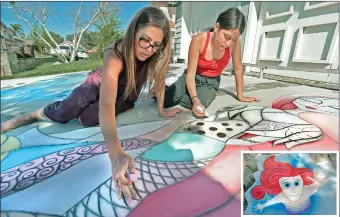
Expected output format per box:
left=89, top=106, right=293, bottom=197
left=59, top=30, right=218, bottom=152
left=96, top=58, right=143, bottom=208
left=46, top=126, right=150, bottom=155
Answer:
left=50, top=45, right=79, bottom=61
left=77, top=50, right=89, bottom=59
left=58, top=45, right=72, bottom=56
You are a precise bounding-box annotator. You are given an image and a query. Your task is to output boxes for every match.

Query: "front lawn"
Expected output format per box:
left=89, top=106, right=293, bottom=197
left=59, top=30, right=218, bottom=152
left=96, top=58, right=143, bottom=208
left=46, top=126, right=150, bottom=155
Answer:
left=1, top=59, right=103, bottom=80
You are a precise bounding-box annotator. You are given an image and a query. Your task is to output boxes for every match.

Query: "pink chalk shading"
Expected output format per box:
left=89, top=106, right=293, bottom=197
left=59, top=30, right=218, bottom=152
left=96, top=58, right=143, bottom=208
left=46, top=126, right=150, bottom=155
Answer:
left=203, top=146, right=249, bottom=201
left=272, top=94, right=338, bottom=110
left=128, top=173, right=137, bottom=182
left=128, top=146, right=248, bottom=217
left=128, top=171, right=239, bottom=217
left=204, top=198, right=241, bottom=217
left=272, top=95, right=298, bottom=110
left=299, top=112, right=339, bottom=144
left=239, top=133, right=257, bottom=139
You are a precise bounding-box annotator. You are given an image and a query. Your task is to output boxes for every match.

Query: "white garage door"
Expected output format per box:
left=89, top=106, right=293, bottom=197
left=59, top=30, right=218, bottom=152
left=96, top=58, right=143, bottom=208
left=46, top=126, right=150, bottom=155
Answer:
left=250, top=1, right=339, bottom=70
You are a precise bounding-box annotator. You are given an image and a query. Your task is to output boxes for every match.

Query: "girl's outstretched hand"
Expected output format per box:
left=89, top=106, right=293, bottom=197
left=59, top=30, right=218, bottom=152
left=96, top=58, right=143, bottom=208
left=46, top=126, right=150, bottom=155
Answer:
left=238, top=95, right=260, bottom=102
left=160, top=107, right=183, bottom=118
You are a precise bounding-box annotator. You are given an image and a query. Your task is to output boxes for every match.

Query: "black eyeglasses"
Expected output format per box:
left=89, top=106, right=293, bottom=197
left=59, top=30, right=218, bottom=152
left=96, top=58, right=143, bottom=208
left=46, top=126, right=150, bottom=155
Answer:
left=138, top=36, right=162, bottom=52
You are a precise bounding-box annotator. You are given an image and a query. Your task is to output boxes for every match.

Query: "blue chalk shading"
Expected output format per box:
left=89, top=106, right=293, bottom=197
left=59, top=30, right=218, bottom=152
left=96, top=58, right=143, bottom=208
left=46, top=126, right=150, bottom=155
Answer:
left=1, top=141, right=98, bottom=172
left=141, top=132, right=225, bottom=162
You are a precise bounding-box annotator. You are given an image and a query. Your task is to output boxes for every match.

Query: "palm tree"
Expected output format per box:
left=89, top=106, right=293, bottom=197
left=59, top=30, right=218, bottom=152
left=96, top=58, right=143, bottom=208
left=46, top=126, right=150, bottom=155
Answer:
left=10, top=24, right=25, bottom=39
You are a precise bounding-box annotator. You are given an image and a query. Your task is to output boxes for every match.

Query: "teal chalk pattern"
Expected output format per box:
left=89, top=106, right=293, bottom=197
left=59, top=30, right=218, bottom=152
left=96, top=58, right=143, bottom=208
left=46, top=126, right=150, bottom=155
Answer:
left=141, top=133, right=225, bottom=162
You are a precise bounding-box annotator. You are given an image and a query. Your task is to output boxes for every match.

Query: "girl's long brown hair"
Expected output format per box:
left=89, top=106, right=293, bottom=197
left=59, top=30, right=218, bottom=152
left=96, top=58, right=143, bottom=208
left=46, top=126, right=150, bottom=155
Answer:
left=114, top=7, right=171, bottom=100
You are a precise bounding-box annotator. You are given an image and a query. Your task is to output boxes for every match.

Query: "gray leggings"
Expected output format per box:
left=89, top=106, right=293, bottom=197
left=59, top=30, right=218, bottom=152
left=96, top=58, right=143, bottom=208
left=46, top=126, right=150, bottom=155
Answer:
left=164, top=71, right=221, bottom=109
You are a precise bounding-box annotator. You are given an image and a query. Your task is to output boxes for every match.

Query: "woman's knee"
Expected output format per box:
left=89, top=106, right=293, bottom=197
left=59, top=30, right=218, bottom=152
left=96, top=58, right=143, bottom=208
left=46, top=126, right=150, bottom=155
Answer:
left=43, top=102, right=74, bottom=124
left=78, top=115, right=98, bottom=127
left=78, top=103, right=100, bottom=126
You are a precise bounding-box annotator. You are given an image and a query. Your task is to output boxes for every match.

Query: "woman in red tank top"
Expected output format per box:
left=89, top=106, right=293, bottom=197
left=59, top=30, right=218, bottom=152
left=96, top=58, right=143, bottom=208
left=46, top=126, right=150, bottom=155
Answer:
left=164, top=8, right=260, bottom=117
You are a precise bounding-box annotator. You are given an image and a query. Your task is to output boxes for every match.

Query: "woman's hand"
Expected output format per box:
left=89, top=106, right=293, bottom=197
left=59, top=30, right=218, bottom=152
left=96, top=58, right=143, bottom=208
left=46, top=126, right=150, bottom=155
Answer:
left=160, top=107, right=182, bottom=118
left=192, top=99, right=206, bottom=117
left=110, top=146, right=138, bottom=202
left=238, top=95, right=260, bottom=102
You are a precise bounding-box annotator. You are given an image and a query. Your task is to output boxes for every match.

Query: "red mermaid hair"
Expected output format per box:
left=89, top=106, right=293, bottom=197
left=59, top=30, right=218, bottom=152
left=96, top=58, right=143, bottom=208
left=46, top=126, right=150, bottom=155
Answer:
left=251, top=156, right=314, bottom=200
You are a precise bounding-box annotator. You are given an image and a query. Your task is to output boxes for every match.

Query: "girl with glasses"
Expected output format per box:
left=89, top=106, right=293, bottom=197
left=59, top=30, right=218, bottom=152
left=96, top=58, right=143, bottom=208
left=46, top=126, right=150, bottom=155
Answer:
left=1, top=7, right=181, bottom=201
left=163, top=8, right=260, bottom=117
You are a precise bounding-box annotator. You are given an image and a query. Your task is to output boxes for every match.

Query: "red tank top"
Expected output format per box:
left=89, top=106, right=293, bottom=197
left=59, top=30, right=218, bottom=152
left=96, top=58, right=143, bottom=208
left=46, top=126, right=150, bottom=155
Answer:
left=197, top=31, right=230, bottom=77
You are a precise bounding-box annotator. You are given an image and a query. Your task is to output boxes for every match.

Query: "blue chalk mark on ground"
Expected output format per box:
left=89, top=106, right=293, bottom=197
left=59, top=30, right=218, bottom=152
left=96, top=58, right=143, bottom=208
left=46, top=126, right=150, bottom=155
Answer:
left=1, top=141, right=98, bottom=172
left=141, top=132, right=225, bottom=162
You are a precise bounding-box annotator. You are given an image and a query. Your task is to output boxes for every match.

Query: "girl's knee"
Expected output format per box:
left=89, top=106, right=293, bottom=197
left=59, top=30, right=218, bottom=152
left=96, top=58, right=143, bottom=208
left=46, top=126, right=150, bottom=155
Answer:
left=178, top=95, right=193, bottom=109
left=200, top=97, right=215, bottom=108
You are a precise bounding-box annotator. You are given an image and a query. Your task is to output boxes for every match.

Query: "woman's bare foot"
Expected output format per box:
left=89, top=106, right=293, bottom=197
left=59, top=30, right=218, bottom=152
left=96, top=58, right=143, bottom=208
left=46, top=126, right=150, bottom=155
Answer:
left=0, top=109, right=45, bottom=134
left=0, top=123, right=7, bottom=134
left=1, top=121, right=14, bottom=134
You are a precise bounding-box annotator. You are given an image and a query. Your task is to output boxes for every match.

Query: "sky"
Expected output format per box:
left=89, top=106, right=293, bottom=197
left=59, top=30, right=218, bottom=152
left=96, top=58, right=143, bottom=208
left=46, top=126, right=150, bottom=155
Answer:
left=0, top=1, right=150, bottom=38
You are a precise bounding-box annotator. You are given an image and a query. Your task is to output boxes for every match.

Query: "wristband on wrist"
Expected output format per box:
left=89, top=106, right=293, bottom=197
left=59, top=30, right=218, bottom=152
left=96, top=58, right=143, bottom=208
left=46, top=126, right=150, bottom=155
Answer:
left=191, top=96, right=198, bottom=100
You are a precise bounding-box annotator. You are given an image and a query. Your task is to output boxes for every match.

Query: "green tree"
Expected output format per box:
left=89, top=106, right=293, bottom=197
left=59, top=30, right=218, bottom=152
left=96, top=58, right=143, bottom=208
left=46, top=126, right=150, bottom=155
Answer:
left=65, top=3, right=123, bottom=54
left=26, top=26, right=64, bottom=54
left=66, top=31, right=97, bottom=50
left=42, top=30, right=64, bottom=47
left=10, top=24, right=25, bottom=38
left=65, top=34, right=73, bottom=42
left=26, top=26, right=46, bottom=55
left=93, top=4, right=123, bottom=55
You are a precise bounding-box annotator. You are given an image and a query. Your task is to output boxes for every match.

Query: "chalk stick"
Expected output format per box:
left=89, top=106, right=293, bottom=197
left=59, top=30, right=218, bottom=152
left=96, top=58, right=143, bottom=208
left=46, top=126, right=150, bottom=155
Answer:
left=197, top=106, right=204, bottom=112
left=128, top=173, right=137, bottom=182
left=197, top=106, right=209, bottom=117
left=204, top=110, right=209, bottom=117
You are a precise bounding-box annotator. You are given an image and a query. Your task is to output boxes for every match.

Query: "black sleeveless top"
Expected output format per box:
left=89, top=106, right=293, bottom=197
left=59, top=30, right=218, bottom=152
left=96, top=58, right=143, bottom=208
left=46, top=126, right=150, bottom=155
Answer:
left=89, top=43, right=149, bottom=104
left=116, top=59, right=148, bottom=102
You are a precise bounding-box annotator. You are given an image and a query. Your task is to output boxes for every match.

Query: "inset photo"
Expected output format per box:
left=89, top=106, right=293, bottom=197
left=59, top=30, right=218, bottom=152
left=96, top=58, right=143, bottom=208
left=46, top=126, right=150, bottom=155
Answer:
left=242, top=151, right=338, bottom=216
